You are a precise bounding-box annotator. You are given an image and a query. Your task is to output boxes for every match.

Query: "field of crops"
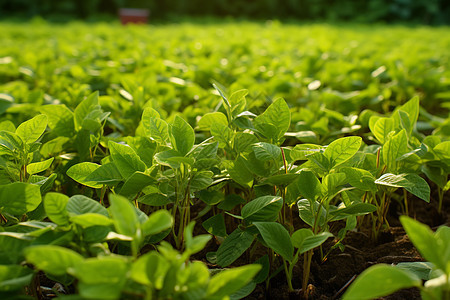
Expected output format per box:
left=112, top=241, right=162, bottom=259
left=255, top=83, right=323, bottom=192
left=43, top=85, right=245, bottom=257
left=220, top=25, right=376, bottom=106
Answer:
left=0, top=20, right=449, bottom=300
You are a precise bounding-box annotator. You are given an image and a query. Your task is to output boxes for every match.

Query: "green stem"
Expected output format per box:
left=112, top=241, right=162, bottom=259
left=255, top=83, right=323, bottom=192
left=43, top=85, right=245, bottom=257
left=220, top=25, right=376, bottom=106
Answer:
left=438, top=187, right=443, bottom=214
left=283, top=259, right=294, bottom=292
left=403, top=189, right=409, bottom=216
left=302, top=250, right=313, bottom=299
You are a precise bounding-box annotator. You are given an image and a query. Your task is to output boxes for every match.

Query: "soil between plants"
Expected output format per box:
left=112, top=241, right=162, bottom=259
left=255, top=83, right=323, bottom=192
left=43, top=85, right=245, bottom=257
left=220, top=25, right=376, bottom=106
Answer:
left=248, top=192, right=449, bottom=300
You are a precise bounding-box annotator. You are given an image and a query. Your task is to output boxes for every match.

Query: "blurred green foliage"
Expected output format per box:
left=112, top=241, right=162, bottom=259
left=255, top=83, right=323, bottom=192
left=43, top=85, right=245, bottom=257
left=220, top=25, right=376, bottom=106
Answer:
left=0, top=0, right=448, bottom=24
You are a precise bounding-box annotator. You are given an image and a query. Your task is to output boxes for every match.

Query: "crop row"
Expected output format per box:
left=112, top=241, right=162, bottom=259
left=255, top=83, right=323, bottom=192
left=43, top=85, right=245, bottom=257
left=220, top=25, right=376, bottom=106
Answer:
left=0, top=22, right=449, bottom=299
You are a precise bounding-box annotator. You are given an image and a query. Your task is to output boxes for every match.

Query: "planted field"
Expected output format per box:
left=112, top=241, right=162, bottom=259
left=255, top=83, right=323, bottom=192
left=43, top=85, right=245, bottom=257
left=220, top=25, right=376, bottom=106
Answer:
left=0, top=21, right=449, bottom=299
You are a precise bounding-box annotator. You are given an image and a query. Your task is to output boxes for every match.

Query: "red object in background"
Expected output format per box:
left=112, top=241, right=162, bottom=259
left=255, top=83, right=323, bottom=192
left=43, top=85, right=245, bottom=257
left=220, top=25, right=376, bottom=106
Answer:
left=119, top=8, right=149, bottom=25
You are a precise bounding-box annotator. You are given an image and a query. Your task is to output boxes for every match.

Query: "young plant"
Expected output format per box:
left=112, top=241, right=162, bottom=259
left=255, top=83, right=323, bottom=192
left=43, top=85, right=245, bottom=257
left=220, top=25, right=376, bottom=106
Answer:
left=343, top=216, right=450, bottom=300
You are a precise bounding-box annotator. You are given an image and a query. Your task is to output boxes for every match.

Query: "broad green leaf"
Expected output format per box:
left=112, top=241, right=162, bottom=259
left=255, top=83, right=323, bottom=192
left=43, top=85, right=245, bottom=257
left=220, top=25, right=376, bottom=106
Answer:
left=142, top=107, right=169, bottom=143
left=26, top=157, right=54, bottom=175
left=39, top=104, right=74, bottom=137
left=297, top=199, right=326, bottom=228
left=253, top=98, right=290, bottom=144
left=295, top=170, right=323, bottom=201
left=108, top=141, right=146, bottom=179
left=66, top=162, right=103, bottom=189
left=25, top=245, right=84, bottom=276
left=16, top=114, right=47, bottom=145
left=0, top=265, right=33, bottom=292
left=370, top=116, right=394, bottom=144
left=252, top=142, right=281, bottom=161
left=0, top=130, right=23, bottom=151
left=169, top=115, right=195, bottom=156
left=253, top=222, right=294, bottom=262
left=108, top=194, right=139, bottom=237
left=341, top=167, right=377, bottom=192
left=400, top=216, right=447, bottom=272
left=127, top=136, right=156, bottom=168
left=211, top=122, right=234, bottom=148
left=291, top=228, right=314, bottom=249
left=66, top=195, right=108, bottom=217
left=290, top=144, right=322, bottom=161
left=225, top=157, right=254, bottom=188
left=395, top=262, right=434, bottom=281
left=184, top=222, right=211, bottom=254
left=0, top=182, right=41, bottom=216
left=207, top=264, right=261, bottom=299
left=202, top=214, right=227, bottom=237
left=342, top=264, right=421, bottom=300
left=131, top=252, right=169, bottom=288
left=70, top=213, right=113, bottom=228
left=375, top=173, right=430, bottom=202
left=142, top=210, right=173, bottom=236
left=44, top=192, right=70, bottom=226
left=74, top=92, right=99, bottom=131
left=198, top=112, right=228, bottom=130
left=234, top=132, right=259, bottom=154
left=292, top=230, right=333, bottom=254
left=119, top=171, right=155, bottom=197
left=329, top=202, right=377, bottom=220
left=324, top=136, right=361, bottom=169
left=70, top=256, right=128, bottom=300
left=84, top=162, right=122, bottom=184
left=394, top=96, right=419, bottom=134
left=189, top=171, right=213, bottom=191
left=216, top=228, right=255, bottom=267
left=241, top=195, right=283, bottom=222
left=138, top=193, right=172, bottom=206
left=262, top=173, right=300, bottom=186
left=382, top=130, right=409, bottom=173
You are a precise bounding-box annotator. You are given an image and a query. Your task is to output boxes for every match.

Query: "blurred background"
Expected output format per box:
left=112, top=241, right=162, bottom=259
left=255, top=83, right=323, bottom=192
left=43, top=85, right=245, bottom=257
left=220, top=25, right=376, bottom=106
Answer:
left=1, top=0, right=449, bottom=24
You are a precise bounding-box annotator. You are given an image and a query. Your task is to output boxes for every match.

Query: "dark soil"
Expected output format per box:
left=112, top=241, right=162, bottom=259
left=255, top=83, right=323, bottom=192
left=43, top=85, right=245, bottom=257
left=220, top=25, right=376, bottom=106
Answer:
left=249, top=192, right=449, bottom=300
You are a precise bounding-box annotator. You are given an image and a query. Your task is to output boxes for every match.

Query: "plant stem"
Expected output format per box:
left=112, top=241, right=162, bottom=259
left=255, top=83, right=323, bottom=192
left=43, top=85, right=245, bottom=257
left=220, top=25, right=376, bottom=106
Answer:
left=403, top=189, right=409, bottom=216
left=438, top=187, right=443, bottom=214
left=302, top=250, right=313, bottom=299
left=283, top=259, right=294, bottom=292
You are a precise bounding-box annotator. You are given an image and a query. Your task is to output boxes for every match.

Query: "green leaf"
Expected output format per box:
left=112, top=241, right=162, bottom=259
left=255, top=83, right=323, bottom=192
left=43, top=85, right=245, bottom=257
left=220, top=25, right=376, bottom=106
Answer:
left=262, top=173, right=300, bottom=186
left=375, top=173, right=430, bottom=202
left=297, top=199, right=326, bottom=228
left=225, top=157, right=254, bottom=188
left=295, top=170, right=323, bottom=201
left=25, top=245, right=84, bottom=276
left=70, top=256, right=128, bottom=300
left=0, top=265, right=33, bottom=292
left=66, top=195, right=108, bottom=217
left=0, top=182, right=41, bottom=216
left=84, top=162, right=122, bottom=184
left=382, top=130, right=408, bottom=173
left=131, top=252, right=168, bottom=289
left=39, top=104, right=75, bottom=137
left=108, top=141, right=146, bottom=179
left=370, top=116, right=395, bottom=145
left=341, top=167, right=377, bottom=192
left=44, top=192, right=70, bottom=226
left=190, top=171, right=213, bottom=191
left=342, top=264, right=421, bottom=300
left=108, top=194, right=139, bottom=237
left=292, top=229, right=333, bottom=254
left=324, top=136, right=361, bottom=169
left=74, top=92, right=99, bottom=131
left=169, top=115, right=195, bottom=156
left=66, top=162, right=103, bottom=189
left=198, top=112, right=228, bottom=130
left=253, top=222, right=294, bottom=262
left=290, top=144, right=322, bottom=161
left=15, top=114, right=47, bottom=144
left=211, top=123, right=234, bottom=148
left=216, top=228, right=255, bottom=267
left=254, top=98, right=290, bottom=144
left=252, top=142, right=281, bottom=161
left=400, top=216, right=447, bottom=272
left=70, top=213, right=113, bottom=228
left=184, top=222, right=211, bottom=254
left=207, top=265, right=261, bottom=299
left=142, top=210, right=173, bottom=236
left=241, top=195, right=283, bottom=222
left=202, top=214, right=227, bottom=237
left=329, top=202, right=377, bottom=220
left=119, top=171, right=155, bottom=197
left=142, top=107, right=169, bottom=143
left=26, top=157, right=54, bottom=175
